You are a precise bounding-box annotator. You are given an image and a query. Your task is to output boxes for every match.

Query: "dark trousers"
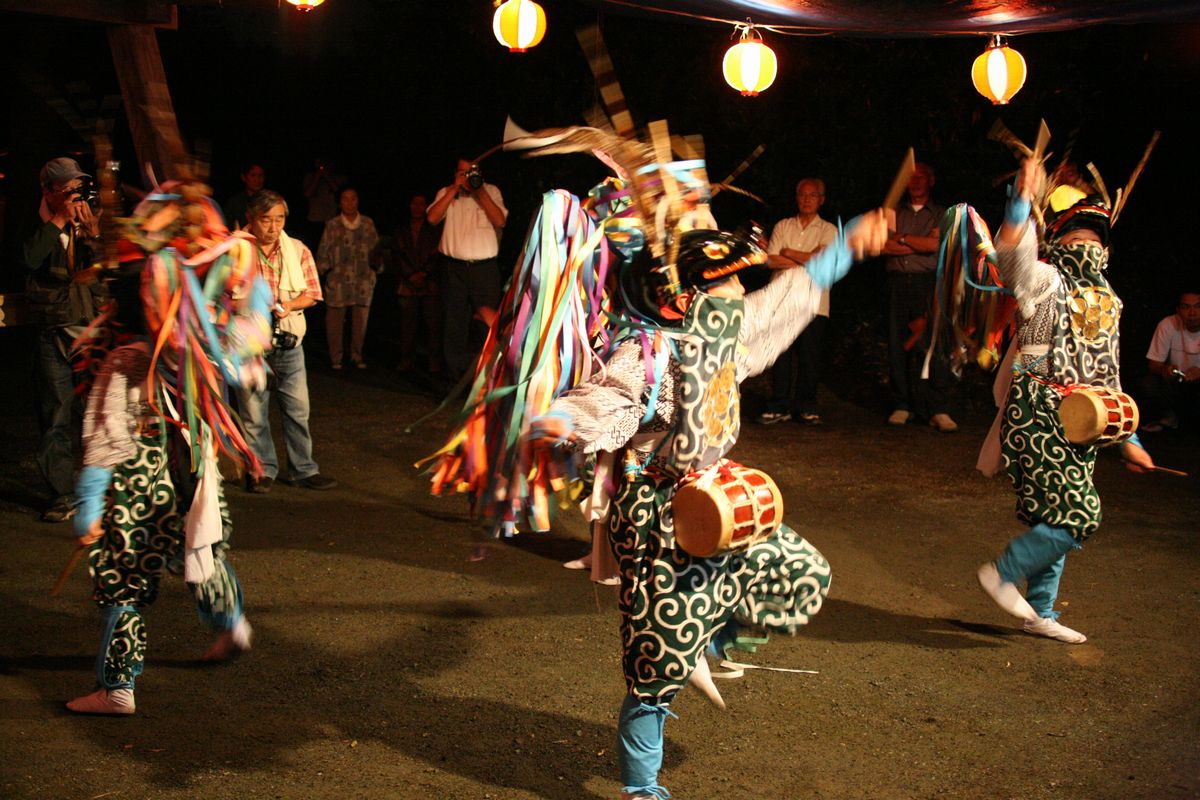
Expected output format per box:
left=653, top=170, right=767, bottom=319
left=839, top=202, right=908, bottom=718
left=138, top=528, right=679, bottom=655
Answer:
left=441, top=257, right=500, bottom=378
left=887, top=272, right=950, bottom=416
left=399, top=293, right=442, bottom=370
left=34, top=327, right=79, bottom=498
left=767, top=315, right=827, bottom=415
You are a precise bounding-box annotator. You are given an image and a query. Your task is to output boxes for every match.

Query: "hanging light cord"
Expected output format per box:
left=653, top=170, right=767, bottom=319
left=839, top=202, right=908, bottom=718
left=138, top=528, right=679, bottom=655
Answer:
left=600, top=0, right=1021, bottom=38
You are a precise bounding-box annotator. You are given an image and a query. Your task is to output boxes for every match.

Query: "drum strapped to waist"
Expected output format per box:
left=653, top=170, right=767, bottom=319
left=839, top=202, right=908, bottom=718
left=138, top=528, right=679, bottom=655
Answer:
left=1057, top=385, right=1139, bottom=447
left=671, top=460, right=783, bottom=557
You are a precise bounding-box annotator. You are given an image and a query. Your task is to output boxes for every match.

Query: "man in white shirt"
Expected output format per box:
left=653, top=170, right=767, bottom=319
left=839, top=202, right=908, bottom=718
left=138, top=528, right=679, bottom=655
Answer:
left=1141, top=289, right=1200, bottom=431
left=427, top=158, right=508, bottom=378
left=758, top=177, right=838, bottom=425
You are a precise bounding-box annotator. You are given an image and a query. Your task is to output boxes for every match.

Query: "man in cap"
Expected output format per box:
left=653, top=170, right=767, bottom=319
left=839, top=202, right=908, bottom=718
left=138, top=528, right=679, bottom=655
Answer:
left=22, top=157, right=106, bottom=522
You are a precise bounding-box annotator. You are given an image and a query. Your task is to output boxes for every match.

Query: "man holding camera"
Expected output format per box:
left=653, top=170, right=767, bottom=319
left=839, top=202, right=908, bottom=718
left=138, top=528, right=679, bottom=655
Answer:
left=426, top=158, right=507, bottom=379
left=236, top=190, right=337, bottom=493
left=22, top=157, right=107, bottom=522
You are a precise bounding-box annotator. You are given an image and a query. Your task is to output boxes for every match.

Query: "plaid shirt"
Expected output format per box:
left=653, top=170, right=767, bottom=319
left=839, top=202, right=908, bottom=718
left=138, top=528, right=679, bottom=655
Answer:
left=257, top=239, right=323, bottom=303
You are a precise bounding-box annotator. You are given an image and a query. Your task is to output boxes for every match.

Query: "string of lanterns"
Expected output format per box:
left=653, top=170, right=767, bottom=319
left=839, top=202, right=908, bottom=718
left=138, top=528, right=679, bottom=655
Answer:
left=284, top=0, right=1026, bottom=104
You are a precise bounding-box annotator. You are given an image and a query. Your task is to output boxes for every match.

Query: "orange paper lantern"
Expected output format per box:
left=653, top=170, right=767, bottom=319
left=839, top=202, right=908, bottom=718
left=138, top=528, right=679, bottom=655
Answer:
left=723, top=25, right=778, bottom=97
left=287, top=0, right=326, bottom=11
left=493, top=0, right=547, bottom=53
left=972, top=35, right=1027, bottom=105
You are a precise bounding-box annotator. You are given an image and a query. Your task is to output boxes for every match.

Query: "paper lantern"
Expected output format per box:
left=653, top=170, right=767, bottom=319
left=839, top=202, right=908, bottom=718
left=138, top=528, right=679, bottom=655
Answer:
left=723, top=25, right=778, bottom=97
left=493, top=0, right=546, bottom=53
left=287, top=0, right=326, bottom=11
left=972, top=35, right=1027, bottom=105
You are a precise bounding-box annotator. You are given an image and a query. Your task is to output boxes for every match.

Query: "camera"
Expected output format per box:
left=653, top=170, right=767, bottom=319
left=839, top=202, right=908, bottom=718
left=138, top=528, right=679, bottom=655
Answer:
left=74, top=176, right=100, bottom=210
left=465, top=164, right=484, bottom=191
left=271, top=305, right=298, bottom=351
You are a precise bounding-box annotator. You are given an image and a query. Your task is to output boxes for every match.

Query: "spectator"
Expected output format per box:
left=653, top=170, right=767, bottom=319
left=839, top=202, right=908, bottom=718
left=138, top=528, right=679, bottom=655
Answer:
left=881, top=162, right=956, bottom=432
left=393, top=192, right=443, bottom=373
left=317, top=188, right=380, bottom=370
left=236, top=190, right=337, bottom=493
left=222, top=161, right=264, bottom=229
left=1141, top=289, right=1200, bottom=431
left=22, top=157, right=107, bottom=522
left=759, top=177, right=838, bottom=425
left=427, top=158, right=507, bottom=379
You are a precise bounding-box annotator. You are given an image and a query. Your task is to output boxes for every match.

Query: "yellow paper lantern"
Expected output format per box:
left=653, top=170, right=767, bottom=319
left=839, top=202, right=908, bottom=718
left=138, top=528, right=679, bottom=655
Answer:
left=287, top=0, right=326, bottom=11
left=493, top=0, right=547, bottom=53
left=723, top=25, right=778, bottom=96
left=972, top=35, right=1027, bottom=105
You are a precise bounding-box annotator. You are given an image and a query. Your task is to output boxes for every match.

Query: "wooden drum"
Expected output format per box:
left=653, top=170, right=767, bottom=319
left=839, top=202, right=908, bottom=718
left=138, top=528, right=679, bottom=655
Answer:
left=1059, top=386, right=1139, bottom=446
left=671, top=461, right=784, bottom=557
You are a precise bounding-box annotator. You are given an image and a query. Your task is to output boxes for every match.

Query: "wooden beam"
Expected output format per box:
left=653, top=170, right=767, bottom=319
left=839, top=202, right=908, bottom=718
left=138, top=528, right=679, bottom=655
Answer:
left=107, top=24, right=190, bottom=187
left=0, top=1, right=177, bottom=28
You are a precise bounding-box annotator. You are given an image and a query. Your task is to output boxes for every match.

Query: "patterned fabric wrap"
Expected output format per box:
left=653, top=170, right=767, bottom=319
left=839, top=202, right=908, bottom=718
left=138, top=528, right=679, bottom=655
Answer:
left=89, top=434, right=243, bottom=688
left=1002, top=240, right=1117, bottom=539
left=98, top=606, right=144, bottom=689
left=664, top=294, right=743, bottom=477
left=611, top=473, right=831, bottom=703
left=611, top=292, right=829, bottom=702
left=1001, top=373, right=1101, bottom=538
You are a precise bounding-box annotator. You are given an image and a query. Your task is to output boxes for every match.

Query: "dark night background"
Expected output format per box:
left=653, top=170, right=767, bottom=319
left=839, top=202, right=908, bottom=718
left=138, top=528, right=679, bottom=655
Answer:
left=2, top=1, right=1198, bottom=406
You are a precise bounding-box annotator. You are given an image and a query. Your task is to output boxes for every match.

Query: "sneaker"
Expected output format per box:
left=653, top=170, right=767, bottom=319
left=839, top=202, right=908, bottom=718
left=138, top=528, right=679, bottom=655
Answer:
left=353, top=360, right=367, bottom=370
left=331, top=362, right=343, bottom=370
left=41, top=496, right=78, bottom=523
left=203, top=618, right=254, bottom=661
left=596, top=575, right=621, bottom=586
left=758, top=411, right=791, bottom=425
left=295, top=473, right=338, bottom=490
left=246, top=476, right=273, bottom=494
left=1023, top=616, right=1087, bottom=644
left=66, top=687, right=135, bottom=715
left=887, top=409, right=911, bottom=426
left=930, top=413, right=959, bottom=433
left=797, top=412, right=823, bottom=426
left=976, top=562, right=1037, bottom=621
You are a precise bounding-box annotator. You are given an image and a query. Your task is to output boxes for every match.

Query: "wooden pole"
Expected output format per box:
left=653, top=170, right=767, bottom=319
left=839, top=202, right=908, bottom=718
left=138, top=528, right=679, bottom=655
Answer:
left=106, top=24, right=190, bottom=188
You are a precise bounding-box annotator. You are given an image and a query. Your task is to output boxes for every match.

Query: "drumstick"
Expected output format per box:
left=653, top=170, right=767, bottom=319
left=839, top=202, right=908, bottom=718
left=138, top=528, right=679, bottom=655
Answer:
left=50, top=543, right=88, bottom=596
left=883, top=148, right=916, bottom=211
left=1149, top=465, right=1188, bottom=477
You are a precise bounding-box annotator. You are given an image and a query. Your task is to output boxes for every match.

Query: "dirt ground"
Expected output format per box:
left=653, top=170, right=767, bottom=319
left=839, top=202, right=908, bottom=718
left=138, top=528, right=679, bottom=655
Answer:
left=1, top=341, right=1197, bottom=800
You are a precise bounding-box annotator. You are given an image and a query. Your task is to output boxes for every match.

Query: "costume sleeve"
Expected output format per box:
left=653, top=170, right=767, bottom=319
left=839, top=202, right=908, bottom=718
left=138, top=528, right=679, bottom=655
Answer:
left=299, top=244, right=324, bottom=302
left=549, top=339, right=648, bottom=454
left=736, top=257, right=824, bottom=379
left=82, top=348, right=147, bottom=469
left=996, top=221, right=1056, bottom=318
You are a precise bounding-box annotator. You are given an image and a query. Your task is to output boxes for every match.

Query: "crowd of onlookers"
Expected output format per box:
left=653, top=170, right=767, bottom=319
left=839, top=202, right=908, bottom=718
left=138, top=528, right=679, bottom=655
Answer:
left=16, top=153, right=1198, bottom=521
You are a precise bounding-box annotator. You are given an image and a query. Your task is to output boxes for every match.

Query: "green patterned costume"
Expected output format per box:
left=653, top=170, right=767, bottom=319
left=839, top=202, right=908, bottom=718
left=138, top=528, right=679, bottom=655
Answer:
left=82, top=344, right=245, bottom=691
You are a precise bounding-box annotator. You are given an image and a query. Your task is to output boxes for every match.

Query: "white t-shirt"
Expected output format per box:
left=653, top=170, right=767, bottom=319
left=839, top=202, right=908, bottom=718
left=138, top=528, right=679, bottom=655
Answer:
left=768, top=215, right=838, bottom=317
left=433, top=184, right=507, bottom=261
left=1146, top=314, right=1200, bottom=371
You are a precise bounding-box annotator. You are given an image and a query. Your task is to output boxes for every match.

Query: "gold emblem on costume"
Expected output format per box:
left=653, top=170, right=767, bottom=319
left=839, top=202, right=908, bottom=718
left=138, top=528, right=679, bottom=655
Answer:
left=1069, top=286, right=1117, bottom=341
left=701, top=361, right=739, bottom=444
